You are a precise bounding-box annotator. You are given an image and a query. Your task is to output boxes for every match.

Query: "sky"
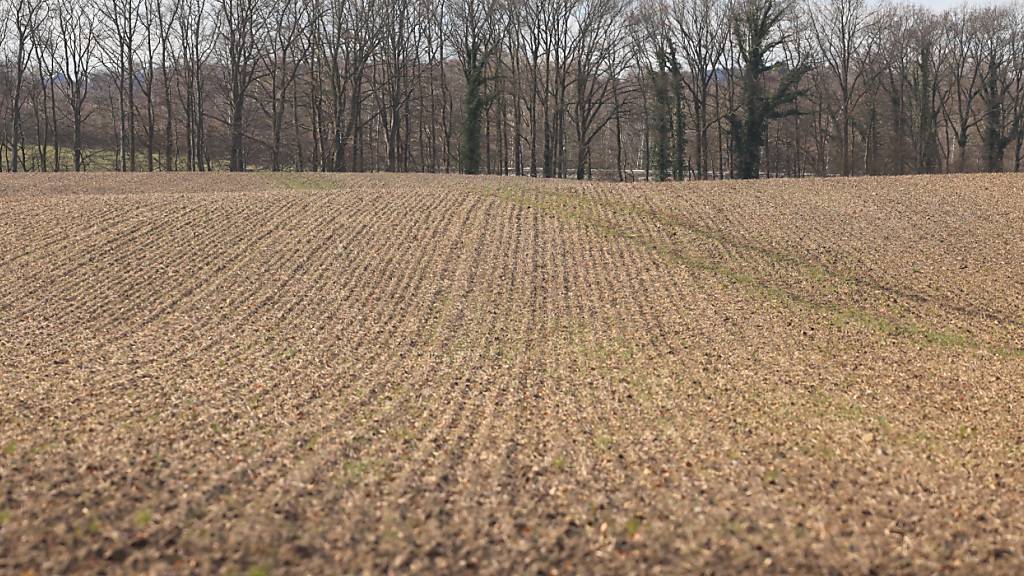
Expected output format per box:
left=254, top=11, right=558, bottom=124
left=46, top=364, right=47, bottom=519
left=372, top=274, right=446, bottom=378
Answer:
left=910, top=0, right=1016, bottom=9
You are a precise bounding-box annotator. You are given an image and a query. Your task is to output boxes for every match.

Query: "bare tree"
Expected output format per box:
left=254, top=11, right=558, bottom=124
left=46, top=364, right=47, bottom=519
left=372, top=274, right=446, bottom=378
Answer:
left=215, top=0, right=265, bottom=171
left=55, top=0, right=99, bottom=171
left=30, top=0, right=57, bottom=171
left=907, top=8, right=943, bottom=173
left=2, top=0, right=1023, bottom=178
left=99, top=0, right=142, bottom=170
left=8, top=0, right=44, bottom=172
left=567, top=0, right=628, bottom=179
left=154, top=0, right=179, bottom=169
left=176, top=0, right=217, bottom=171
left=729, top=0, right=808, bottom=179
left=138, top=0, right=164, bottom=170
left=0, top=2, right=9, bottom=170
left=445, top=0, right=507, bottom=174
left=518, top=0, right=576, bottom=177
left=258, top=0, right=310, bottom=170
left=806, top=0, right=870, bottom=176
left=1010, top=10, right=1024, bottom=171
left=633, top=0, right=674, bottom=181
left=516, top=0, right=547, bottom=176
left=974, top=6, right=1019, bottom=172
left=376, top=0, right=418, bottom=171
left=317, top=0, right=384, bottom=171
left=673, top=0, right=726, bottom=179
left=936, top=6, right=980, bottom=172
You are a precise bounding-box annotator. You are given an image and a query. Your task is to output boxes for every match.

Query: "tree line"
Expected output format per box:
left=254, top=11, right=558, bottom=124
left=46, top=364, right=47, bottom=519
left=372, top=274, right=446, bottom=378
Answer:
left=1, top=0, right=1023, bottom=179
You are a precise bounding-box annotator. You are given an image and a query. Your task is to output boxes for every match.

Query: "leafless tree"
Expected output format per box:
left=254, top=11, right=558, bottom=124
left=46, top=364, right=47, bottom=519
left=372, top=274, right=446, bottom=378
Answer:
left=216, top=0, right=265, bottom=171
left=30, top=0, right=57, bottom=171
left=2, top=0, right=1023, bottom=176
left=806, top=0, right=871, bottom=176
left=375, top=0, right=418, bottom=171
left=8, top=0, right=44, bottom=172
left=0, top=2, right=9, bottom=170
left=569, top=0, right=628, bottom=179
left=444, top=0, right=507, bottom=174
left=257, top=0, right=309, bottom=170
left=175, top=0, right=216, bottom=171
left=137, top=0, right=167, bottom=170
left=672, top=0, right=726, bottom=179
left=99, top=0, right=142, bottom=170
left=974, top=6, right=1019, bottom=172
left=939, top=6, right=983, bottom=172
left=55, top=0, right=99, bottom=171
left=908, top=8, right=943, bottom=173
left=153, top=0, right=179, bottom=169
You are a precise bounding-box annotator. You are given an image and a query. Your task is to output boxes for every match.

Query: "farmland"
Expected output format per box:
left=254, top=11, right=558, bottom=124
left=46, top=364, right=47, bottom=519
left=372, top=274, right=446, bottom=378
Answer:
left=1, top=172, right=1023, bottom=574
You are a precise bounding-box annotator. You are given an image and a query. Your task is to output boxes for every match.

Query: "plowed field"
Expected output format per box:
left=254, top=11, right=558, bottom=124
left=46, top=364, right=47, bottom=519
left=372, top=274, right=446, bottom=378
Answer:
left=1, top=173, right=1023, bottom=574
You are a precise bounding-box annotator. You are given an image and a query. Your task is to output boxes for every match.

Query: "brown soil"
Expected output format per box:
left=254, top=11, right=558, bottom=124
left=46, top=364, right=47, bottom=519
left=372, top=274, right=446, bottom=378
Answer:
left=1, top=172, right=1022, bottom=574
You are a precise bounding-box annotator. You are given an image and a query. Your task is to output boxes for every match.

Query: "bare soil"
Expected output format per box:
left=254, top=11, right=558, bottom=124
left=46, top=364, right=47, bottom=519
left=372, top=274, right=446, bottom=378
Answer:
left=1, top=172, right=1022, bottom=574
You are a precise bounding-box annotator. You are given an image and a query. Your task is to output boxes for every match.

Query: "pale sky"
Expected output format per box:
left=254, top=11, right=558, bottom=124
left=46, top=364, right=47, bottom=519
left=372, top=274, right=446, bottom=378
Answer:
left=910, top=0, right=1016, bottom=9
